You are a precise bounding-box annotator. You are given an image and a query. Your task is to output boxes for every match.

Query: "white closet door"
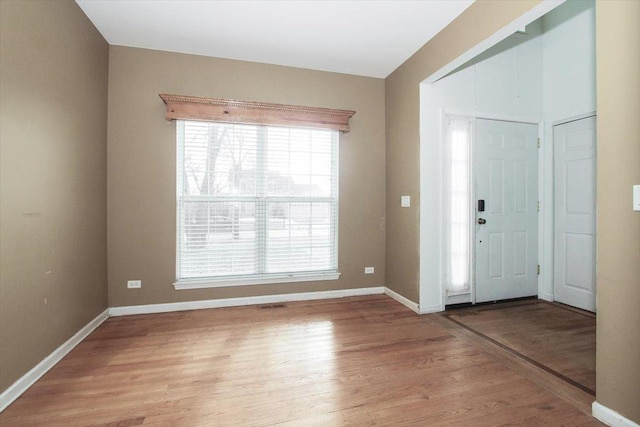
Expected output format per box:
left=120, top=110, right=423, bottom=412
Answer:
left=553, top=116, right=596, bottom=312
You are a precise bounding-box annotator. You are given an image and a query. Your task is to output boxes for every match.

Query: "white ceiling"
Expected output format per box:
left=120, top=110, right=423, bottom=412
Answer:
left=75, top=0, right=474, bottom=78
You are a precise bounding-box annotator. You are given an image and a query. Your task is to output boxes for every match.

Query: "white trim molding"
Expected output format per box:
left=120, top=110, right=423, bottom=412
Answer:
left=593, top=402, right=640, bottom=427
left=552, top=111, right=596, bottom=127
left=0, top=309, right=110, bottom=413
left=383, top=288, right=444, bottom=315
left=384, top=287, right=420, bottom=314
left=419, top=304, right=445, bottom=315
left=423, top=0, right=565, bottom=85
left=110, top=286, right=385, bottom=316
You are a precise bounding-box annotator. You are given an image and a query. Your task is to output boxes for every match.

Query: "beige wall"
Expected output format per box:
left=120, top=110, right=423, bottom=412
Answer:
left=107, top=47, right=385, bottom=307
left=595, top=1, right=640, bottom=422
left=385, top=0, right=542, bottom=302
left=0, top=0, right=109, bottom=392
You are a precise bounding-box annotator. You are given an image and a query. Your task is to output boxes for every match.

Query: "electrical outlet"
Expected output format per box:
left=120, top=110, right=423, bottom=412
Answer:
left=364, top=267, right=374, bottom=274
left=127, top=280, right=142, bottom=289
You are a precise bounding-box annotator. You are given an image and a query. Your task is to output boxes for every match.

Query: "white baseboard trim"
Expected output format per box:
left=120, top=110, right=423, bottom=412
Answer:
left=109, top=286, right=386, bottom=316
left=382, top=288, right=444, bottom=315
left=384, top=287, right=420, bottom=314
left=0, top=308, right=109, bottom=413
left=542, top=292, right=554, bottom=302
left=419, top=304, right=445, bottom=314
left=2, top=287, right=431, bottom=412
left=593, top=401, right=640, bottom=427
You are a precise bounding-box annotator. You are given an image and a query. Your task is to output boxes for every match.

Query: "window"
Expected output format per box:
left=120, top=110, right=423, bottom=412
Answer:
left=176, top=120, right=339, bottom=288
left=160, top=94, right=354, bottom=289
left=444, top=116, right=472, bottom=297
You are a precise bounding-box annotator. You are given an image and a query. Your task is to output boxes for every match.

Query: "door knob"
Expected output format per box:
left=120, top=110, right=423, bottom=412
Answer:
left=478, top=218, right=486, bottom=224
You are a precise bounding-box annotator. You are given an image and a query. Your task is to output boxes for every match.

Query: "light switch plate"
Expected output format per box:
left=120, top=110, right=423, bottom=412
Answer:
left=401, top=195, right=410, bottom=208
left=633, top=185, right=640, bottom=211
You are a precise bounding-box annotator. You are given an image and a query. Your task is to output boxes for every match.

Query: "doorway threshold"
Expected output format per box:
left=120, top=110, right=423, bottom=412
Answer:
left=445, top=295, right=538, bottom=311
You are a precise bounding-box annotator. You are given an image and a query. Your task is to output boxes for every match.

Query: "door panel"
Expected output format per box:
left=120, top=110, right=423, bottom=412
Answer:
left=489, top=160, right=504, bottom=213
left=475, top=119, right=538, bottom=302
left=489, top=232, right=504, bottom=278
left=553, top=116, right=596, bottom=312
left=514, top=231, right=527, bottom=275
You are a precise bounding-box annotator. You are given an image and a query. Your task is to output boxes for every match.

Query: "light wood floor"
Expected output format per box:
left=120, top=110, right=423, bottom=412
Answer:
left=444, top=299, right=596, bottom=394
left=0, top=295, right=601, bottom=426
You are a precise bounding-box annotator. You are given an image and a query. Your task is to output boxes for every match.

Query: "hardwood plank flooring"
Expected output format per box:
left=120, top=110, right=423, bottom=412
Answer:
left=0, top=295, right=601, bottom=426
left=443, top=299, right=596, bottom=394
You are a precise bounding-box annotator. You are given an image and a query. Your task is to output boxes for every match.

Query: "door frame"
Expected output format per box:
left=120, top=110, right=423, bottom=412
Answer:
left=441, top=109, right=543, bottom=307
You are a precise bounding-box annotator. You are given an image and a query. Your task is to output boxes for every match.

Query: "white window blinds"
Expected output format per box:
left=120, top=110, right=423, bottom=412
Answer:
left=176, top=121, right=339, bottom=283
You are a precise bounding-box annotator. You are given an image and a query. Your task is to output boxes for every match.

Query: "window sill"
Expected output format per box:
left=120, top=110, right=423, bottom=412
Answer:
left=173, top=271, right=341, bottom=290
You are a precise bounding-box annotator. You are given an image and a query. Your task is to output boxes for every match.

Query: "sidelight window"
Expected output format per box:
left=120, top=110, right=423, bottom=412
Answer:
left=444, top=116, right=472, bottom=296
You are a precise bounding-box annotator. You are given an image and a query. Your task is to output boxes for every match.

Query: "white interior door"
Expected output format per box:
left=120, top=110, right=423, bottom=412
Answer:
left=553, top=116, right=596, bottom=312
left=475, top=119, right=539, bottom=303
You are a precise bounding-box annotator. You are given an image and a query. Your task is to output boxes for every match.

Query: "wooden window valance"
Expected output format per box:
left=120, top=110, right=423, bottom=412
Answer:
left=159, top=94, right=356, bottom=133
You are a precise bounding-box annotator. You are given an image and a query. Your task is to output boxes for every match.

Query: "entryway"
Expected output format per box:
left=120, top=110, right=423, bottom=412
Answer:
left=443, top=116, right=540, bottom=306
left=444, top=115, right=597, bottom=312
left=424, top=0, right=598, bottom=314
left=417, top=0, right=599, bottom=413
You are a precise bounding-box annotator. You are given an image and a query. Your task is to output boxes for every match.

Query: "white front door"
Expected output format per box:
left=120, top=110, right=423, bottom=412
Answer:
left=553, top=116, right=596, bottom=312
left=475, top=119, right=539, bottom=302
